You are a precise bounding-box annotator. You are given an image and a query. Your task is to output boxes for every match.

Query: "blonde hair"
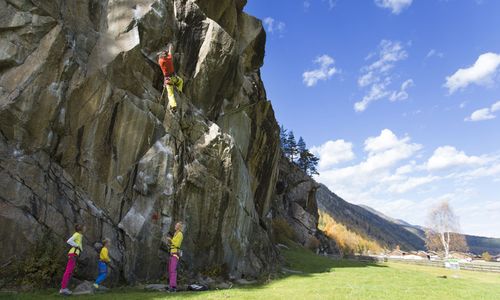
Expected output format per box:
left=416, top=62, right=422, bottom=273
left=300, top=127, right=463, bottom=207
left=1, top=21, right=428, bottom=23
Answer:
left=176, top=222, right=184, bottom=230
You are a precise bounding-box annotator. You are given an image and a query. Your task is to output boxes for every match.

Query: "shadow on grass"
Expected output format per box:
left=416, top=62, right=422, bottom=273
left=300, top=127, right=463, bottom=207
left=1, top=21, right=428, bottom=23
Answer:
left=0, top=243, right=386, bottom=299
left=281, top=242, right=386, bottom=275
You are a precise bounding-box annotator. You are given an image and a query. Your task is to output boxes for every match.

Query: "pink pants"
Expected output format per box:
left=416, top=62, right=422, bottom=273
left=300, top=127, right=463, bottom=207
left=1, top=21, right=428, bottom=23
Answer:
left=168, top=254, right=179, bottom=288
left=61, top=254, right=77, bottom=289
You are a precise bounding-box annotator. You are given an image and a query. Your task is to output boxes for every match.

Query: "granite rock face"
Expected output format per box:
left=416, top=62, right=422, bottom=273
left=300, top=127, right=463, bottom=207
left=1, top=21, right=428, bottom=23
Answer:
left=0, top=0, right=280, bottom=283
left=273, top=158, right=339, bottom=255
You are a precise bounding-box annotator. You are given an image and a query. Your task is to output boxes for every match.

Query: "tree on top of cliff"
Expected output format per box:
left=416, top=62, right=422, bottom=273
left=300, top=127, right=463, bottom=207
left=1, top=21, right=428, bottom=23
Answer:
left=280, top=125, right=288, bottom=149
left=280, top=126, right=319, bottom=176
left=285, top=131, right=298, bottom=161
left=297, top=137, right=306, bottom=154
left=297, top=137, right=319, bottom=176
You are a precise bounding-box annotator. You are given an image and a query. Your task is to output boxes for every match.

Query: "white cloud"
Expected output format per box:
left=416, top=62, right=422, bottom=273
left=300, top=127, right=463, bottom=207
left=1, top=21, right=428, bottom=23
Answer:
left=465, top=100, right=500, bottom=122
left=316, top=129, right=422, bottom=187
left=361, top=130, right=422, bottom=173
left=460, top=159, right=500, bottom=180
left=366, top=40, right=408, bottom=73
left=395, top=162, right=414, bottom=175
left=364, top=128, right=407, bottom=153
left=387, top=175, right=438, bottom=194
left=304, top=0, right=337, bottom=9
left=389, top=79, right=414, bottom=101
left=445, top=52, right=500, bottom=94
left=358, top=71, right=375, bottom=87
left=426, top=49, right=444, bottom=59
left=492, top=101, right=500, bottom=112
left=466, top=108, right=496, bottom=121
left=302, top=54, right=340, bottom=87
left=311, top=140, right=355, bottom=170
left=355, top=81, right=391, bottom=112
left=313, top=129, right=500, bottom=238
left=355, top=40, right=412, bottom=111
left=374, top=0, right=413, bottom=14
left=263, top=17, right=286, bottom=35
left=427, top=146, right=485, bottom=171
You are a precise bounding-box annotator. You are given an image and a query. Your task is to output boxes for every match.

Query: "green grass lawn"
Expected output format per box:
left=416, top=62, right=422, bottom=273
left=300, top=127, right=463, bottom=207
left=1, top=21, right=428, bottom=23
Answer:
left=2, top=244, right=499, bottom=300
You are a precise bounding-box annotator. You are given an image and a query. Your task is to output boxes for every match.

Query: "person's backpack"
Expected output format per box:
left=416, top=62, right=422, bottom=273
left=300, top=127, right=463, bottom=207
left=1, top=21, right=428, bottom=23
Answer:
left=187, top=284, right=208, bottom=291
left=93, top=242, right=104, bottom=253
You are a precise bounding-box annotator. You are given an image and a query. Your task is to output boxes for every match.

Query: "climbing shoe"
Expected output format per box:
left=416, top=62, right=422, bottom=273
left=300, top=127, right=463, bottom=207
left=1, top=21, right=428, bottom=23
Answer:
left=59, top=288, right=72, bottom=295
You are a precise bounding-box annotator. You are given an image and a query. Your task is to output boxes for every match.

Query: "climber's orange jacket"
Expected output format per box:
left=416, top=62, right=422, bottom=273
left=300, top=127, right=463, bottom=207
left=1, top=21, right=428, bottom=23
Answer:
left=159, top=54, right=175, bottom=77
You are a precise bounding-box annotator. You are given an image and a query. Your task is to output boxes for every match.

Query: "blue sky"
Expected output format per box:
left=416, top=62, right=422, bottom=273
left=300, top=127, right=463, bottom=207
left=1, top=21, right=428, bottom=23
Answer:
left=245, top=0, right=500, bottom=238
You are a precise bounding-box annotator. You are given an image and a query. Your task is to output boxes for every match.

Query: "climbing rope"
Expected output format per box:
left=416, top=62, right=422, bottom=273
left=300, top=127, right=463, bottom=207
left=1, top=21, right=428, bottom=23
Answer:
left=218, top=101, right=260, bottom=118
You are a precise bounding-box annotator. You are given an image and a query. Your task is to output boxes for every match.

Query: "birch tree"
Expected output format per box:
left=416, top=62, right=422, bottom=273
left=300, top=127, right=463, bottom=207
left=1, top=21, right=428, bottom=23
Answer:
left=425, top=201, right=467, bottom=258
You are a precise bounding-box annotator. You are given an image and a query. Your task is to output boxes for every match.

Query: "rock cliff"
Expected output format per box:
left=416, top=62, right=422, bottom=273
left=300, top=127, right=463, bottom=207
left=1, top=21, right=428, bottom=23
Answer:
left=0, top=0, right=281, bottom=283
left=273, top=158, right=339, bottom=255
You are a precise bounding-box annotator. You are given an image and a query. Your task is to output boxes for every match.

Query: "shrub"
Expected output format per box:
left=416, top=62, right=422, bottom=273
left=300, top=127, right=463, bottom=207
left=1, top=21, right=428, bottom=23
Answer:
left=482, top=252, right=493, bottom=262
left=3, top=229, right=67, bottom=289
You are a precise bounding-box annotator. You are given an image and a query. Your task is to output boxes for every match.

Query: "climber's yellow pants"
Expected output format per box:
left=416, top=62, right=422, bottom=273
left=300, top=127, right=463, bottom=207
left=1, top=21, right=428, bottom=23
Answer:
left=165, top=76, right=183, bottom=109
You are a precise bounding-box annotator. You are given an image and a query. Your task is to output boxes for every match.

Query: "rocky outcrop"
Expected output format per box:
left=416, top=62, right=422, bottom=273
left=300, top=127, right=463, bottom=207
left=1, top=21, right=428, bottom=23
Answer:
left=273, top=157, right=339, bottom=255
left=0, top=0, right=280, bottom=283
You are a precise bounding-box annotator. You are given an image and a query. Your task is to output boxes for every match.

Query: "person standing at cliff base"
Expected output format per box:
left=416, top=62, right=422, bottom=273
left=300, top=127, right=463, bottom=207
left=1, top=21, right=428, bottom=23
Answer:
left=166, top=222, right=184, bottom=292
left=93, top=238, right=111, bottom=291
left=158, top=43, right=183, bottom=113
left=60, top=224, right=85, bottom=296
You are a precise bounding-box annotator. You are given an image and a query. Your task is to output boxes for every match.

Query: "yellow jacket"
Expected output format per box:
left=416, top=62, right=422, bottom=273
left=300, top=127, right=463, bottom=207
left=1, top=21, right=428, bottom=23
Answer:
left=67, top=232, right=83, bottom=255
left=170, top=231, right=183, bottom=254
left=100, top=246, right=111, bottom=263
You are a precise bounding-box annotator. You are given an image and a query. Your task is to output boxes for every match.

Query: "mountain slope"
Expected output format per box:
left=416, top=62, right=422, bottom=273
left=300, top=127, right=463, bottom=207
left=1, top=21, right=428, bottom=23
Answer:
left=316, top=184, right=425, bottom=251
left=349, top=200, right=500, bottom=255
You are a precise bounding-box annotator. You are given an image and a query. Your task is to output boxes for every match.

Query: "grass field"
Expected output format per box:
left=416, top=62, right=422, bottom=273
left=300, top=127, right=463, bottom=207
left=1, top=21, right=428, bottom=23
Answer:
left=2, top=244, right=499, bottom=300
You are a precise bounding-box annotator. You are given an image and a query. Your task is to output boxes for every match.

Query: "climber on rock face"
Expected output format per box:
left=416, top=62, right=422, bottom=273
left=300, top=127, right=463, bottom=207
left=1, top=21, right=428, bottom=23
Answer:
left=158, top=43, right=183, bottom=113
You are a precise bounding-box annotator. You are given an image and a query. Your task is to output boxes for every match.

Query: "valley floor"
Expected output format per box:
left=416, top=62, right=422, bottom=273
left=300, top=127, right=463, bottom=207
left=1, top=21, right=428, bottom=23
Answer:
left=2, top=245, right=499, bottom=300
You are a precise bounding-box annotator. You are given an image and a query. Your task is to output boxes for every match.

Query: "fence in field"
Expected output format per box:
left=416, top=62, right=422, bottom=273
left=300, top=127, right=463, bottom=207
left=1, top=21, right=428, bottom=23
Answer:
left=333, top=255, right=500, bottom=273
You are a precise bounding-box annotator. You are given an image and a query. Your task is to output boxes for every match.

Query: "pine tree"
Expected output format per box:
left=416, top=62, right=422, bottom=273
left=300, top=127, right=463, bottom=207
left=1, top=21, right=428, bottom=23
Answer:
left=280, top=125, right=288, bottom=151
left=300, top=149, right=319, bottom=175
left=286, top=131, right=297, bottom=162
left=305, top=151, right=319, bottom=176
left=297, top=137, right=307, bottom=171
left=297, top=137, right=306, bottom=153
left=296, top=137, right=319, bottom=176
left=281, top=130, right=320, bottom=176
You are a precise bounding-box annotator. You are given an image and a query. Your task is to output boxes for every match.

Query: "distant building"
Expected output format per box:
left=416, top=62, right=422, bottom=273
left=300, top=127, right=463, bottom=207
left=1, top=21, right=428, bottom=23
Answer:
left=403, top=254, right=423, bottom=260
left=387, top=249, right=407, bottom=259
left=449, top=251, right=473, bottom=262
